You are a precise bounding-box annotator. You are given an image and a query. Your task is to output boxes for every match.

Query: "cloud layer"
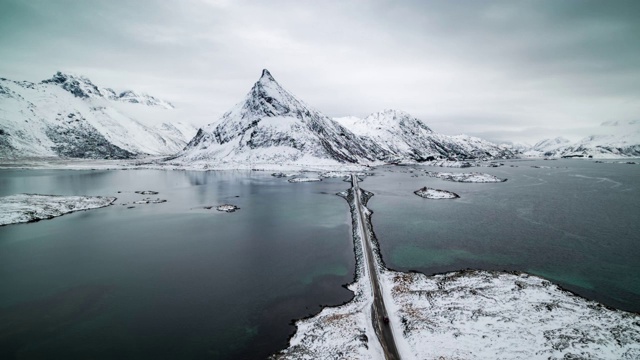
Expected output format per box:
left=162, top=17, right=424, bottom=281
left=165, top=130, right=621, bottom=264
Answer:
left=2, top=0, right=639, bottom=143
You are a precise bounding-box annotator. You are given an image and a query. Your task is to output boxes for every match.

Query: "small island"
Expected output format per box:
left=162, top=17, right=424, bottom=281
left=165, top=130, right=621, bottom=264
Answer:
left=414, top=187, right=459, bottom=199
left=216, top=204, right=240, bottom=212
left=132, top=198, right=167, bottom=204
left=288, top=177, right=322, bottom=183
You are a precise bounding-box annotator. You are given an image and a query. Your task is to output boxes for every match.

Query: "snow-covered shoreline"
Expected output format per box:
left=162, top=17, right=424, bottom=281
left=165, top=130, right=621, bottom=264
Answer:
left=0, top=194, right=116, bottom=226
left=272, top=188, right=386, bottom=359
left=424, top=171, right=507, bottom=183
left=0, top=156, right=374, bottom=172
left=380, top=269, right=640, bottom=359
left=273, top=180, right=640, bottom=359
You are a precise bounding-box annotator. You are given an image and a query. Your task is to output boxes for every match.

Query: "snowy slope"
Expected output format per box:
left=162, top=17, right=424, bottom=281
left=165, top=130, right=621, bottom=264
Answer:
left=524, top=122, right=640, bottom=158
left=335, top=110, right=513, bottom=161
left=521, top=137, right=573, bottom=157
left=178, top=70, right=512, bottom=167
left=0, top=72, right=196, bottom=158
left=178, top=70, right=383, bottom=166
left=565, top=120, right=640, bottom=158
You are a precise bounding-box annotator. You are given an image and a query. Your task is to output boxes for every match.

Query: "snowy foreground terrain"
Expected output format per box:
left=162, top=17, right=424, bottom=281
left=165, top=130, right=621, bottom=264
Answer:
left=273, top=178, right=640, bottom=359
left=0, top=194, right=116, bottom=225
left=380, top=270, right=640, bottom=359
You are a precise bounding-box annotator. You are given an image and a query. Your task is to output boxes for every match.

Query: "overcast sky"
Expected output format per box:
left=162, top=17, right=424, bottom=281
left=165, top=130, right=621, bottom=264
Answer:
left=1, top=0, right=639, bottom=144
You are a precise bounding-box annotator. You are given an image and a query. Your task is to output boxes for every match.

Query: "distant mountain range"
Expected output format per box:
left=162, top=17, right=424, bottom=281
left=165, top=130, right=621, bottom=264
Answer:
left=3, top=69, right=636, bottom=164
left=0, top=72, right=196, bottom=158
left=503, top=120, right=640, bottom=158
left=176, top=70, right=513, bottom=166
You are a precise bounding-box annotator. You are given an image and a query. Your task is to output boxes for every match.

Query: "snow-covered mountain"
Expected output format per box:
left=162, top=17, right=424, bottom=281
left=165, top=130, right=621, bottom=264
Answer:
left=0, top=72, right=196, bottom=159
left=523, top=122, right=640, bottom=158
left=335, top=110, right=513, bottom=162
left=179, top=69, right=381, bottom=166
left=178, top=70, right=513, bottom=167
left=521, top=137, right=573, bottom=157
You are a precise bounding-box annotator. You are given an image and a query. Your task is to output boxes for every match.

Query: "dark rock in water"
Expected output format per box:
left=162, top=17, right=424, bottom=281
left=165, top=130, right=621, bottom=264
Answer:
left=216, top=204, right=240, bottom=212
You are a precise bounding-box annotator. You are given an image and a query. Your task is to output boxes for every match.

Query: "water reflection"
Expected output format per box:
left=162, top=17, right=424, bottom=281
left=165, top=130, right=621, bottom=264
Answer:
left=0, top=169, right=354, bottom=359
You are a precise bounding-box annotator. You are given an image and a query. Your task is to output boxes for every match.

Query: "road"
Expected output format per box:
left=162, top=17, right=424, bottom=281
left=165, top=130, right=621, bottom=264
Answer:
left=351, top=174, right=401, bottom=360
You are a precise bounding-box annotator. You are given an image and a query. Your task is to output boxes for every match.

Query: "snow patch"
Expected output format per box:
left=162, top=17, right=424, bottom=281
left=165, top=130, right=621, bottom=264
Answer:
left=0, top=194, right=116, bottom=226
left=216, top=204, right=240, bottom=212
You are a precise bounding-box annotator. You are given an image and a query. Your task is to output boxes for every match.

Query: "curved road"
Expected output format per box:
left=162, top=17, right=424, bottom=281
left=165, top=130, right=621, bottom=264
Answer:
left=351, top=175, right=401, bottom=360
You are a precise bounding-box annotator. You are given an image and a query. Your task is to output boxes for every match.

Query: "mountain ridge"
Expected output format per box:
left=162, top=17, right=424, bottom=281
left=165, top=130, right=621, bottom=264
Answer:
left=514, top=123, right=640, bottom=158
left=0, top=72, right=195, bottom=159
left=177, top=70, right=513, bottom=166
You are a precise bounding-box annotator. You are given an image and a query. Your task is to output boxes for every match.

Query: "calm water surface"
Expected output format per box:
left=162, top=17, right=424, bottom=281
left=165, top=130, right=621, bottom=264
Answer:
left=0, top=170, right=355, bottom=359
left=364, top=160, right=640, bottom=313
left=1, top=160, right=638, bottom=359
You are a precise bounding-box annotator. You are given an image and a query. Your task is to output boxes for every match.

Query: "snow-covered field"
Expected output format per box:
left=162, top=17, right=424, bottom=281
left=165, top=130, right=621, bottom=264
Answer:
left=380, top=269, right=640, bottom=359
left=0, top=194, right=116, bottom=225
left=414, top=187, right=459, bottom=199
left=425, top=171, right=507, bottom=183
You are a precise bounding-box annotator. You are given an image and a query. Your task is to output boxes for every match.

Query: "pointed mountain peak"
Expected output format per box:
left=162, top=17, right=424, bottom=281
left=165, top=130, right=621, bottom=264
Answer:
left=233, top=68, right=310, bottom=120
left=259, top=69, right=276, bottom=83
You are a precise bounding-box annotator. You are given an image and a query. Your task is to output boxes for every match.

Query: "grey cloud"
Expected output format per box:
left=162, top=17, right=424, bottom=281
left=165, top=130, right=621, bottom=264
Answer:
left=1, top=0, right=639, bottom=144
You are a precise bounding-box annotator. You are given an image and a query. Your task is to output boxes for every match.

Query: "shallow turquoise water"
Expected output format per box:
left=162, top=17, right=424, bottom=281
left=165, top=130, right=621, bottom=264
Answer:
left=365, top=160, right=640, bottom=313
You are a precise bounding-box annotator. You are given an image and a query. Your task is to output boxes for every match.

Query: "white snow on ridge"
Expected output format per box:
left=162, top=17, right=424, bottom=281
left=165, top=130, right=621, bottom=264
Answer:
left=0, top=194, right=116, bottom=226
left=0, top=73, right=196, bottom=159
left=178, top=69, right=380, bottom=166
left=520, top=121, right=640, bottom=158
left=334, top=110, right=513, bottom=162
